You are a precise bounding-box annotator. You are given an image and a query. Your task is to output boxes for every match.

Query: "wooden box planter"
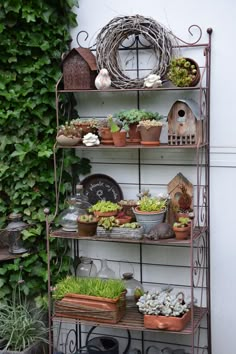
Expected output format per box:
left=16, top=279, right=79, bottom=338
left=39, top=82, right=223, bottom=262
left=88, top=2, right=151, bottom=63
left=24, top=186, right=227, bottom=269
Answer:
left=96, top=226, right=144, bottom=240
left=54, top=292, right=126, bottom=324
left=144, top=310, right=191, bottom=331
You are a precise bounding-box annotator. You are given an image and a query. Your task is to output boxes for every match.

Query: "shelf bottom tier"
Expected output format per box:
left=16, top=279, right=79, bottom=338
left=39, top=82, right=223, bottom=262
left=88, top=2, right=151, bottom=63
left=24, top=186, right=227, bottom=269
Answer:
left=53, top=306, right=207, bottom=335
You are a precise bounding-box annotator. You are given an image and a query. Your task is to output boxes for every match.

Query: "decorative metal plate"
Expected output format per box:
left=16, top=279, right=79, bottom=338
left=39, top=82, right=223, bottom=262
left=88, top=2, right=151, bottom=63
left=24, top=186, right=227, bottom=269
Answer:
left=81, top=174, right=123, bottom=204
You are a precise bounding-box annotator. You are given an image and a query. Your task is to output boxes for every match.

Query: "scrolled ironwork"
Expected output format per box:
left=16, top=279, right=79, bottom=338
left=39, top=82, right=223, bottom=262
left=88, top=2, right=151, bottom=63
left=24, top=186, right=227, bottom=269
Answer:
left=193, top=234, right=206, bottom=290
left=76, top=30, right=96, bottom=49
left=64, top=328, right=77, bottom=354
left=170, top=24, right=203, bottom=46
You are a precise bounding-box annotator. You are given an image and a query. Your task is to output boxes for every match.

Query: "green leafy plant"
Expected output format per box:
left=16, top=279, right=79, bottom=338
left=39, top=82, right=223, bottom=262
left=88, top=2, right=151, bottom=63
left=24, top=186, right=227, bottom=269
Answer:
left=98, top=216, right=118, bottom=230
left=0, top=284, right=48, bottom=351
left=89, top=201, right=121, bottom=213
left=137, top=196, right=167, bottom=212
left=53, top=276, right=126, bottom=300
left=78, top=214, right=98, bottom=223
left=167, top=57, right=199, bottom=87
left=115, top=109, right=163, bottom=125
left=173, top=217, right=190, bottom=228
left=0, top=0, right=84, bottom=301
left=107, top=115, right=128, bottom=133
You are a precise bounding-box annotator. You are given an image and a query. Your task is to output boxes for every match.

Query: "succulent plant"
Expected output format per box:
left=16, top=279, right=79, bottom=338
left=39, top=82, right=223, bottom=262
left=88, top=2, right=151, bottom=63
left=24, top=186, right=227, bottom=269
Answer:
left=173, top=217, right=190, bottom=228
left=167, top=57, right=199, bottom=87
left=78, top=214, right=98, bottom=223
left=89, top=200, right=121, bottom=213
left=137, top=289, right=190, bottom=317
left=57, top=121, right=80, bottom=138
left=137, top=195, right=168, bottom=212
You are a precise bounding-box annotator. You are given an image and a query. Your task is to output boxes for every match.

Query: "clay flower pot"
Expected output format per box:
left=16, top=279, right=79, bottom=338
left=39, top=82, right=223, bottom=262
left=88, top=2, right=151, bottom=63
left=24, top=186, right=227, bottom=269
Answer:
left=56, top=135, right=81, bottom=146
left=111, top=131, right=127, bottom=147
left=93, top=210, right=118, bottom=218
left=173, top=225, right=190, bottom=240
left=138, top=125, right=162, bottom=146
left=78, top=220, right=98, bottom=237
left=127, top=123, right=141, bottom=144
left=99, top=127, right=113, bottom=145
left=144, top=310, right=191, bottom=331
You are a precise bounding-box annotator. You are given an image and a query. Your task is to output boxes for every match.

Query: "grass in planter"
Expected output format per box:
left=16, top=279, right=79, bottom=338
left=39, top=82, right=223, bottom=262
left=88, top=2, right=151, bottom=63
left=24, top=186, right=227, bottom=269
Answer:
left=53, top=276, right=126, bottom=300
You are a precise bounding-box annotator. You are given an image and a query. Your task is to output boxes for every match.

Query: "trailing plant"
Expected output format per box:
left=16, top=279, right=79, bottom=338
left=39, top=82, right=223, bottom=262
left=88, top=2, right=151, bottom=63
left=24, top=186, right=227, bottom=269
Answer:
left=0, top=1, right=90, bottom=301
left=53, top=276, right=126, bottom=300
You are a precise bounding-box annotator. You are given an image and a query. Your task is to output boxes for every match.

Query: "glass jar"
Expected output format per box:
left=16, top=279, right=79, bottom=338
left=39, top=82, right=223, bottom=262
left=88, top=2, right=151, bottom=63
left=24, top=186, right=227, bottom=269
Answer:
left=57, top=196, right=80, bottom=232
left=96, top=259, right=116, bottom=279
left=74, top=183, right=91, bottom=212
left=76, top=257, right=97, bottom=277
left=122, top=272, right=144, bottom=307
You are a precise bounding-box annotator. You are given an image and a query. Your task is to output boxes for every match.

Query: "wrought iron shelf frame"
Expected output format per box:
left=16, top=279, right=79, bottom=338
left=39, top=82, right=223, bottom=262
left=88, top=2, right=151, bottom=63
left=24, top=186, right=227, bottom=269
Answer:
left=47, top=25, right=212, bottom=354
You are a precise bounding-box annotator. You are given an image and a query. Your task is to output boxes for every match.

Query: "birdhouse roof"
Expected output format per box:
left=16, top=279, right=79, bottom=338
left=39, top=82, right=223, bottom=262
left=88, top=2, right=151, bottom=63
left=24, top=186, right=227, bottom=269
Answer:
left=169, top=99, right=203, bottom=120
left=62, top=47, right=97, bottom=71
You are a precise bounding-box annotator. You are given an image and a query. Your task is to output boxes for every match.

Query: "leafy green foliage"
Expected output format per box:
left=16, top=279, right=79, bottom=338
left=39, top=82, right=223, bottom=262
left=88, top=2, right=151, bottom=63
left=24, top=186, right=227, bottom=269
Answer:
left=0, top=1, right=92, bottom=301
left=53, top=276, right=126, bottom=300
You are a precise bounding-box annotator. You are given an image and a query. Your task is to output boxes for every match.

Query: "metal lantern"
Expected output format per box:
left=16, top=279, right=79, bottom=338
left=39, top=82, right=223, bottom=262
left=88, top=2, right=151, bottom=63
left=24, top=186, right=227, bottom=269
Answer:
left=5, top=213, right=28, bottom=254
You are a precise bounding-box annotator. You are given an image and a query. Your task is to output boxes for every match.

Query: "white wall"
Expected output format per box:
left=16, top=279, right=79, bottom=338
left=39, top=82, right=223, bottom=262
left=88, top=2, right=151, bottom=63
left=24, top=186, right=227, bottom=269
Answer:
left=67, top=1, right=236, bottom=353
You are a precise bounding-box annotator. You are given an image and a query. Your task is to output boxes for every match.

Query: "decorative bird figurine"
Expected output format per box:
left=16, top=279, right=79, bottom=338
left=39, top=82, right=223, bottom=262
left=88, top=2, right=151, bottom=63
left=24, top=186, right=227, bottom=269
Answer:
left=144, top=74, right=162, bottom=88
left=95, top=68, right=111, bottom=90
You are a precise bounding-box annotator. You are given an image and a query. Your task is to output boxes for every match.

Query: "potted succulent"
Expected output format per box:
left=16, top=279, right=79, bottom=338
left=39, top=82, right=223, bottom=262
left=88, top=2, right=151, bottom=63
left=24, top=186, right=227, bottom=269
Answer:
left=56, top=121, right=81, bottom=146
left=137, top=118, right=164, bottom=146
left=115, top=109, right=147, bottom=143
left=97, top=118, right=113, bottom=144
left=0, top=292, right=48, bottom=353
left=137, top=289, right=191, bottom=331
left=133, top=195, right=168, bottom=233
left=77, top=214, right=98, bottom=237
left=53, top=276, right=126, bottom=324
left=118, top=199, right=138, bottom=222
left=173, top=217, right=191, bottom=240
left=71, top=118, right=99, bottom=137
left=167, top=57, right=200, bottom=87
left=108, top=115, right=128, bottom=147
left=88, top=200, right=121, bottom=217
left=97, top=216, right=143, bottom=240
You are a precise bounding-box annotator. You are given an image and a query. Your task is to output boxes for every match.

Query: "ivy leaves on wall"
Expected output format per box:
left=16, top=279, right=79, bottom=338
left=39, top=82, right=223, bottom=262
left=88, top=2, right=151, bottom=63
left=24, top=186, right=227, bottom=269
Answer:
left=0, top=0, right=91, bottom=300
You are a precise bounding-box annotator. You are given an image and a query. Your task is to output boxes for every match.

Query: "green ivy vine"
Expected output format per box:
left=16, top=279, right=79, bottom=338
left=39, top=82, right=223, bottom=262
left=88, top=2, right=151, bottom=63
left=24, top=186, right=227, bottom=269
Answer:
left=0, top=0, right=91, bottom=301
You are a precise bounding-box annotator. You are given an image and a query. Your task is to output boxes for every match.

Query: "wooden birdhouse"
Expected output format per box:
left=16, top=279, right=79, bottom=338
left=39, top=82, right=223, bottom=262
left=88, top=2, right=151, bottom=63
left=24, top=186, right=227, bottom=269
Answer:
left=167, top=173, right=193, bottom=224
left=168, top=99, right=205, bottom=145
left=62, top=47, right=97, bottom=90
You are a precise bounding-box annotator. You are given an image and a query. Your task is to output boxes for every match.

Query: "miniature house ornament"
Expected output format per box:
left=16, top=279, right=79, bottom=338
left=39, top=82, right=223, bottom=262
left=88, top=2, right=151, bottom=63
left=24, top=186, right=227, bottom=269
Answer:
left=95, top=68, right=111, bottom=90
left=168, top=99, right=205, bottom=145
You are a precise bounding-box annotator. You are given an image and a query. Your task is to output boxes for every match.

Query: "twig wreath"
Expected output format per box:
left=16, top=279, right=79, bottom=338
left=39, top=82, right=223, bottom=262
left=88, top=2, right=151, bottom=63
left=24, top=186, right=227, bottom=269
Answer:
left=96, top=15, right=177, bottom=89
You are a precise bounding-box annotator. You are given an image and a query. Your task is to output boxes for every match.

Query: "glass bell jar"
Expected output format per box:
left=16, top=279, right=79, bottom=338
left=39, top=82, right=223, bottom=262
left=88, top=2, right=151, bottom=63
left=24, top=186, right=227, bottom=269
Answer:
left=57, top=196, right=81, bottom=232
left=74, top=183, right=91, bottom=212
left=122, top=272, right=144, bottom=307
left=96, top=259, right=116, bottom=279
left=76, top=256, right=97, bottom=277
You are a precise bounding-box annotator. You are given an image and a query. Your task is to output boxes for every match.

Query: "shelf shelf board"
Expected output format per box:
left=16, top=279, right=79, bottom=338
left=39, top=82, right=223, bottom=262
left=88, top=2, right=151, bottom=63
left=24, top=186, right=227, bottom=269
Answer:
left=50, top=226, right=207, bottom=245
left=55, top=143, right=208, bottom=150
left=53, top=306, right=207, bottom=335
left=57, top=86, right=207, bottom=94
left=0, top=247, right=20, bottom=261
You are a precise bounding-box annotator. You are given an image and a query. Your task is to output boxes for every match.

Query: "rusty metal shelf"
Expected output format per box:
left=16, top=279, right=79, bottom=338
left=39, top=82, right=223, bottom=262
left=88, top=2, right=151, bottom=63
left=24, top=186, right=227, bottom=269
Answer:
left=55, top=143, right=208, bottom=150
left=50, top=226, right=207, bottom=245
left=53, top=306, right=207, bottom=335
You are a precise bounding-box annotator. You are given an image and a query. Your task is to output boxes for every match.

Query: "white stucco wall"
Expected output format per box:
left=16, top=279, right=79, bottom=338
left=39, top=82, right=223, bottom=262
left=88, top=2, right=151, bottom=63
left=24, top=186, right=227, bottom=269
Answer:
left=68, top=1, right=236, bottom=353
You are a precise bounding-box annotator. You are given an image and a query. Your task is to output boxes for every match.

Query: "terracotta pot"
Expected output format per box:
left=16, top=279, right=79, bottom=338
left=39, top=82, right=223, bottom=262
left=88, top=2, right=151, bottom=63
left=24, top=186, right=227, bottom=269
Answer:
left=118, top=201, right=138, bottom=222
left=54, top=292, right=126, bottom=324
left=138, top=125, right=162, bottom=146
left=93, top=210, right=118, bottom=218
left=127, top=123, right=141, bottom=144
left=111, top=131, right=127, bottom=147
left=173, top=225, right=190, bottom=240
left=186, top=57, right=200, bottom=87
left=115, top=215, right=132, bottom=225
left=144, top=310, right=191, bottom=331
left=56, top=135, right=81, bottom=146
left=99, top=127, right=113, bottom=145
left=78, top=220, right=98, bottom=237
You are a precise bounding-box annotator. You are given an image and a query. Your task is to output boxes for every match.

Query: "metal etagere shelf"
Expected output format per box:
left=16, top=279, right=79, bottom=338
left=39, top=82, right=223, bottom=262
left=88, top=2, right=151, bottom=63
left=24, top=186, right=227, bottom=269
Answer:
left=47, top=24, right=212, bottom=354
